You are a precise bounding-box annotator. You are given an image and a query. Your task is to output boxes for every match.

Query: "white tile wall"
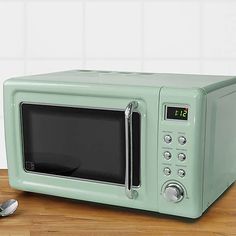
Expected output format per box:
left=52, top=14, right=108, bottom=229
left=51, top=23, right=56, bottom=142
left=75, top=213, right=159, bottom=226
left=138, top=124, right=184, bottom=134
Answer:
left=0, top=0, right=236, bottom=168
left=144, top=1, right=200, bottom=58
left=27, top=2, right=83, bottom=58
left=202, top=60, right=236, bottom=75
left=85, top=1, right=142, bottom=58
left=0, top=61, right=25, bottom=117
left=0, top=2, right=24, bottom=57
left=203, top=1, right=236, bottom=58
left=26, top=60, right=83, bottom=75
left=143, top=60, right=201, bottom=74
left=85, top=59, right=142, bottom=72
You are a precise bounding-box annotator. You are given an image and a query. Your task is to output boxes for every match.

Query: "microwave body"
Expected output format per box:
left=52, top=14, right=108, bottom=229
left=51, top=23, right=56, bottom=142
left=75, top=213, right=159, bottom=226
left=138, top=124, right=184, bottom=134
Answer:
left=4, top=70, right=236, bottom=218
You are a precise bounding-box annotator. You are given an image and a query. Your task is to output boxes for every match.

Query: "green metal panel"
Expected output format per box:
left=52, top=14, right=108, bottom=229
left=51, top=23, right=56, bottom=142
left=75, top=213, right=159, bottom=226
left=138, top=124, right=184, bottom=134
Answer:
left=5, top=70, right=236, bottom=91
left=157, top=88, right=206, bottom=218
left=203, top=84, right=236, bottom=211
left=4, top=78, right=161, bottom=213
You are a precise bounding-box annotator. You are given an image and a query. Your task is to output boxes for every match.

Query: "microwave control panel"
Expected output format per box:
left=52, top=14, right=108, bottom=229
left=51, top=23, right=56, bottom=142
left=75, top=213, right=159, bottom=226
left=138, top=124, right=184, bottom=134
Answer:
left=158, top=100, right=190, bottom=202
left=160, top=129, right=188, bottom=202
left=160, top=122, right=189, bottom=200
left=157, top=88, right=204, bottom=217
left=161, top=104, right=189, bottom=196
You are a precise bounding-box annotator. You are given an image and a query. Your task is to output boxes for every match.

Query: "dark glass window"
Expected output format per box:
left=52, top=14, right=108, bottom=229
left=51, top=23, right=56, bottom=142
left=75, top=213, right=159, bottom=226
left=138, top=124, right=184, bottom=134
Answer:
left=21, top=104, right=140, bottom=186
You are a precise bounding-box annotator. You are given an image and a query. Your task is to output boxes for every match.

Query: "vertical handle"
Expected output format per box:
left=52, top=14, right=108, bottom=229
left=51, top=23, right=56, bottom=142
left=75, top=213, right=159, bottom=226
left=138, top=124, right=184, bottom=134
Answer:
left=125, top=101, right=138, bottom=199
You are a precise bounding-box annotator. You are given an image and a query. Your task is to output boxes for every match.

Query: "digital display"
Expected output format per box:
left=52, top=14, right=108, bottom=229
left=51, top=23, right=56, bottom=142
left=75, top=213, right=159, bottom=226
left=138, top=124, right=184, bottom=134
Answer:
left=166, top=106, right=188, bottom=120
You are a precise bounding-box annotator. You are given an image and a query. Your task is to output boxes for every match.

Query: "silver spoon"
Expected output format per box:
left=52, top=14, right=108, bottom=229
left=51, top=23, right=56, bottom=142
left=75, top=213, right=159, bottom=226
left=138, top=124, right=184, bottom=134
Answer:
left=0, top=199, right=18, bottom=217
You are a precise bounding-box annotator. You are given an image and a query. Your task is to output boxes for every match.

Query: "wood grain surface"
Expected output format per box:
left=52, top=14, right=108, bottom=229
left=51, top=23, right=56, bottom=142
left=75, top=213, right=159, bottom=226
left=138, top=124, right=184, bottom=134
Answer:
left=0, top=169, right=235, bottom=236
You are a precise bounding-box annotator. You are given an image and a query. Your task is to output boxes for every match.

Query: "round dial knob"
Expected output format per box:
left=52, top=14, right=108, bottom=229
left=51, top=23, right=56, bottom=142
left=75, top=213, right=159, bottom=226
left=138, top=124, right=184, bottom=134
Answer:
left=164, top=135, right=172, bottom=144
left=163, top=183, right=184, bottom=203
left=163, top=151, right=172, bottom=160
left=178, top=136, right=187, bottom=145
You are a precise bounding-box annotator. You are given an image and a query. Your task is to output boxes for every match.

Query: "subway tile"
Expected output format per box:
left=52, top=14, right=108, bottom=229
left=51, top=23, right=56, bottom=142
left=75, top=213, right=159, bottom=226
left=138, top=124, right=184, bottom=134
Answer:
left=144, top=1, right=200, bottom=58
left=202, top=60, right=236, bottom=76
left=27, top=2, right=83, bottom=58
left=0, top=61, right=25, bottom=117
left=0, top=2, right=24, bottom=57
left=203, top=2, right=236, bottom=58
left=85, top=1, right=142, bottom=58
left=0, top=118, right=7, bottom=168
left=26, top=60, right=83, bottom=75
left=85, top=60, right=142, bottom=72
left=143, top=60, right=201, bottom=74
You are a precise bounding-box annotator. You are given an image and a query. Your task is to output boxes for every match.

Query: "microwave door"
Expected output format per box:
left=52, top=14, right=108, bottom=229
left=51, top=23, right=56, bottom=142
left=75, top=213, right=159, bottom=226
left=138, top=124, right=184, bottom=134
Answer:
left=21, top=103, right=140, bottom=195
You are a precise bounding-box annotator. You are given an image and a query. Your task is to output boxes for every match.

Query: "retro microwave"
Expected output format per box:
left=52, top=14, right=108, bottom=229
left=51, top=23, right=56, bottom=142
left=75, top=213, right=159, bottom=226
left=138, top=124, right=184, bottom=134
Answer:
left=3, top=70, right=236, bottom=218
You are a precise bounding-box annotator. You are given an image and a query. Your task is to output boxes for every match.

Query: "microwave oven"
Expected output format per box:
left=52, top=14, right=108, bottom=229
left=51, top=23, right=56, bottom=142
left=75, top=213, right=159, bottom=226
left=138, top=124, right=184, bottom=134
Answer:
left=3, top=70, right=236, bottom=218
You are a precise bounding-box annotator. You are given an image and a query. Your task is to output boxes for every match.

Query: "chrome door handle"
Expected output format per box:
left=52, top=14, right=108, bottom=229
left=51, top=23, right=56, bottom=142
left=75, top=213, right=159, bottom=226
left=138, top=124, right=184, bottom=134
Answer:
left=125, top=101, right=138, bottom=199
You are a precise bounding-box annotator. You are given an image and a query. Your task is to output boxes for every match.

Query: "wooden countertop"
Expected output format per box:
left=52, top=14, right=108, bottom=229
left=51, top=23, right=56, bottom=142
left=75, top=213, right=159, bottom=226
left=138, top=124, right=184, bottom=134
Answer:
left=0, top=169, right=235, bottom=236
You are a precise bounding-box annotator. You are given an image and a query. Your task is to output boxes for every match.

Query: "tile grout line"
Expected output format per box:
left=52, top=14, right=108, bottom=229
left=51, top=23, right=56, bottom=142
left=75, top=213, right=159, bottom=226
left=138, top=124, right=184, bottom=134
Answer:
left=140, top=0, right=145, bottom=72
left=23, top=0, right=28, bottom=75
left=82, top=0, right=87, bottom=69
left=199, top=0, right=204, bottom=73
left=0, top=0, right=234, bottom=2
left=1, top=57, right=236, bottom=61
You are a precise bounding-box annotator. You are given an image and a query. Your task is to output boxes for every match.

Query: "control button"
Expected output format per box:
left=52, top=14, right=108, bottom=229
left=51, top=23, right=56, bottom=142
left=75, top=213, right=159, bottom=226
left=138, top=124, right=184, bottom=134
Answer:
left=178, top=136, right=187, bottom=145
left=178, top=153, right=186, bottom=161
left=163, top=151, right=172, bottom=160
left=163, top=167, right=171, bottom=176
left=163, top=183, right=184, bottom=203
left=164, top=135, right=172, bottom=144
left=178, top=169, right=186, bottom=177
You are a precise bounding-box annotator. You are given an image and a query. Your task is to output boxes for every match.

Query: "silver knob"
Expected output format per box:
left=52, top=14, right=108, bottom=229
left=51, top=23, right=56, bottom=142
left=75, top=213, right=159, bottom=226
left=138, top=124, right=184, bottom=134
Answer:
left=163, top=151, right=172, bottom=160
left=163, top=183, right=184, bottom=203
left=164, top=135, right=172, bottom=144
left=178, top=169, right=186, bottom=178
left=178, top=153, right=186, bottom=161
left=163, top=167, right=171, bottom=176
left=178, top=136, right=187, bottom=145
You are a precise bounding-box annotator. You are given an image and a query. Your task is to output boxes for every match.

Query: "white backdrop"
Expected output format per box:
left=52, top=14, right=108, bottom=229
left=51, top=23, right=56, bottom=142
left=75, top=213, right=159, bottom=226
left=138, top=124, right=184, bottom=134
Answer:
left=1, top=0, right=236, bottom=168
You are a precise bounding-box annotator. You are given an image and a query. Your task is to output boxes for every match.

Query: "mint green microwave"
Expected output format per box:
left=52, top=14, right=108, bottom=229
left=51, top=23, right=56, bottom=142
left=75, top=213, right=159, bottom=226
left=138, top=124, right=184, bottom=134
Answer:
left=3, top=70, right=236, bottom=218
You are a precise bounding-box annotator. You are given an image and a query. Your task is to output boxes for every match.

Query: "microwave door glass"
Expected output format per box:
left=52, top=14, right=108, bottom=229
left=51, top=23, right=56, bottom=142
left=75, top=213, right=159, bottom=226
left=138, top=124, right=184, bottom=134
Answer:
left=21, top=104, right=140, bottom=186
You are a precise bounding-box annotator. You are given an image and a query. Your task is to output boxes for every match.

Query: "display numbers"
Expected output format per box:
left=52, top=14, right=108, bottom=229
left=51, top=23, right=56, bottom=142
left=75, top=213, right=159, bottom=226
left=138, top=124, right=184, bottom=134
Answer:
left=165, top=106, right=188, bottom=121
left=175, top=109, right=188, bottom=118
